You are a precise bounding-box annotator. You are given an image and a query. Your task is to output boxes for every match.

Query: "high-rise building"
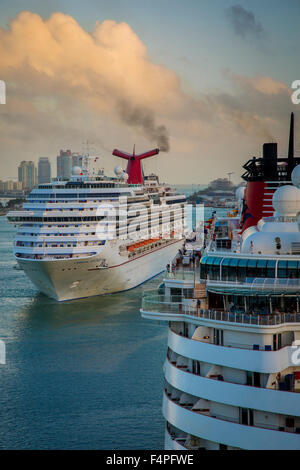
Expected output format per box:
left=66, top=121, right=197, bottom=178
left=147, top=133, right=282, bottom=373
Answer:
left=13, top=181, right=23, bottom=191
left=18, top=161, right=37, bottom=190
left=4, top=180, right=14, bottom=191
left=56, top=150, right=83, bottom=179
left=38, top=157, right=51, bottom=184
left=57, top=150, right=73, bottom=180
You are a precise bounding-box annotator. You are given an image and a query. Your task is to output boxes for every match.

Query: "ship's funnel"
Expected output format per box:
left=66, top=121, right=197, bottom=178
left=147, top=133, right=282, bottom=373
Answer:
left=112, top=147, right=159, bottom=184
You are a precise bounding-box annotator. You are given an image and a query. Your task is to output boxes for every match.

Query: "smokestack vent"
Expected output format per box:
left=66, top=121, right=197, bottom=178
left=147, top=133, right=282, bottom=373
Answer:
left=262, top=143, right=277, bottom=180
left=263, top=143, right=277, bottom=160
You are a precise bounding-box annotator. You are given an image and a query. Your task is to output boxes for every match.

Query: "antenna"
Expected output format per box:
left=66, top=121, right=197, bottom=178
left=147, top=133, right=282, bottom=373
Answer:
left=288, top=112, right=295, bottom=178
left=82, top=139, right=95, bottom=156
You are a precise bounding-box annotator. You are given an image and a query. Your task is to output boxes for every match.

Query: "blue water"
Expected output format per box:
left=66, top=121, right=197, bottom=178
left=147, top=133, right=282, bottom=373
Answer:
left=0, top=216, right=168, bottom=449
left=0, top=196, right=231, bottom=449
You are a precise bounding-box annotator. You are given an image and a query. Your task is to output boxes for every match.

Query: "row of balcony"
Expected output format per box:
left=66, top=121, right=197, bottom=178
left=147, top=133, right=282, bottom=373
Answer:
left=167, top=346, right=300, bottom=394
left=164, top=381, right=300, bottom=437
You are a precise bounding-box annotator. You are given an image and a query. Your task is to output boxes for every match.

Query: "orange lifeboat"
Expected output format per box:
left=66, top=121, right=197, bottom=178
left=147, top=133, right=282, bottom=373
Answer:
left=127, top=238, right=161, bottom=252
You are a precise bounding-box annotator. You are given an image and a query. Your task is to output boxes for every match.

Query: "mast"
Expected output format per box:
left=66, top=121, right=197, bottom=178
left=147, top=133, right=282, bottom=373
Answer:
left=288, top=112, right=295, bottom=178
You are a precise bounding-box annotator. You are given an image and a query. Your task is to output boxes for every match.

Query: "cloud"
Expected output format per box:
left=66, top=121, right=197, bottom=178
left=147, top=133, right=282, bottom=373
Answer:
left=0, top=11, right=177, bottom=150
left=225, top=5, right=265, bottom=39
left=0, top=11, right=295, bottom=184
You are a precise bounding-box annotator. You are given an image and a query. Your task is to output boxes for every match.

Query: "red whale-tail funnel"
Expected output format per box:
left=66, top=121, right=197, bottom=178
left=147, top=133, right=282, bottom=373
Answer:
left=112, top=146, right=159, bottom=184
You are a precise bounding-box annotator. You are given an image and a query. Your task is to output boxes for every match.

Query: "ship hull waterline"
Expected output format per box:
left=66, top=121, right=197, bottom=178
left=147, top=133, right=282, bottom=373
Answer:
left=17, top=239, right=184, bottom=302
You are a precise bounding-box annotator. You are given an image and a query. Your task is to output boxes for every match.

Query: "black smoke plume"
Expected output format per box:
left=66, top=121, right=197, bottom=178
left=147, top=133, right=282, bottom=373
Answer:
left=118, top=100, right=170, bottom=152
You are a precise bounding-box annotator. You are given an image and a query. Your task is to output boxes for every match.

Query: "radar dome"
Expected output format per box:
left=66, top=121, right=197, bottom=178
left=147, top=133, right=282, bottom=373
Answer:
left=292, top=165, right=300, bottom=188
left=72, top=166, right=82, bottom=176
left=272, top=185, right=300, bottom=216
left=114, top=166, right=123, bottom=176
left=121, top=172, right=129, bottom=181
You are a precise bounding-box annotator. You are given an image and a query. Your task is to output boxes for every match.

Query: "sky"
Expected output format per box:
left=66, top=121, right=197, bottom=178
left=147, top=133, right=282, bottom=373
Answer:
left=0, top=0, right=299, bottom=184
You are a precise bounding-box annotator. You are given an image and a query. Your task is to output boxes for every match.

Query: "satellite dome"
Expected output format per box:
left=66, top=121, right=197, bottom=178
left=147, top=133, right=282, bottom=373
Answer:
left=273, top=185, right=300, bottom=216
left=235, top=186, right=245, bottom=201
left=72, top=166, right=82, bottom=176
left=114, top=165, right=123, bottom=176
left=121, top=172, right=129, bottom=181
left=292, top=165, right=300, bottom=188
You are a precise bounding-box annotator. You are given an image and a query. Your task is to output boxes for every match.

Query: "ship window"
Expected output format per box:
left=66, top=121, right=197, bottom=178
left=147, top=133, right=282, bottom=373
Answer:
left=238, top=259, right=247, bottom=267
left=200, top=256, right=208, bottom=279
left=221, top=258, right=231, bottom=281
left=207, top=257, right=216, bottom=279
left=240, top=408, right=253, bottom=426
left=211, top=257, right=221, bottom=280
left=287, top=260, right=298, bottom=279
left=266, top=260, right=276, bottom=278
left=213, top=328, right=223, bottom=346
left=170, top=288, right=181, bottom=298
left=228, top=258, right=238, bottom=281
left=256, top=259, right=267, bottom=277
left=246, top=259, right=257, bottom=278
left=277, top=260, right=287, bottom=278
left=237, top=258, right=247, bottom=280
left=257, top=259, right=267, bottom=268
left=183, top=288, right=194, bottom=299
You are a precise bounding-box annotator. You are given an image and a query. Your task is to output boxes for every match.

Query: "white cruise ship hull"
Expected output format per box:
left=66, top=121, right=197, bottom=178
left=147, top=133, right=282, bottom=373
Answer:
left=17, top=239, right=183, bottom=301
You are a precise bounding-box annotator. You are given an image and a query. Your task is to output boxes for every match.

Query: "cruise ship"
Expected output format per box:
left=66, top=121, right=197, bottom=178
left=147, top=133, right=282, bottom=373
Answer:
left=141, top=113, right=300, bottom=450
left=7, top=147, right=186, bottom=301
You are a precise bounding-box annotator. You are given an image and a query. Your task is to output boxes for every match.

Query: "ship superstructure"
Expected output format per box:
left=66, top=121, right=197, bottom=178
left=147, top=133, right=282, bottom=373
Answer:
left=241, top=112, right=300, bottom=232
left=141, top=115, right=300, bottom=450
left=7, top=149, right=186, bottom=301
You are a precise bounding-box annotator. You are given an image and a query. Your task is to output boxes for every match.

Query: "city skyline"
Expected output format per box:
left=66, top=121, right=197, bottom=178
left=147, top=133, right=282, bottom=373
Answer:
left=0, top=1, right=299, bottom=184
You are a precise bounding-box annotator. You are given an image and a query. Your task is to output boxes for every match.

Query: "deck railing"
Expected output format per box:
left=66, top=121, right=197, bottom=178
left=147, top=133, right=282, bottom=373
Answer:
left=207, top=278, right=300, bottom=292
left=141, top=294, right=300, bottom=325
left=164, top=270, right=196, bottom=281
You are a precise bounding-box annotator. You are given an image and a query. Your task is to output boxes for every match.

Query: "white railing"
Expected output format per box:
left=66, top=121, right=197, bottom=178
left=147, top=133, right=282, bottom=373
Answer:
left=141, top=294, right=300, bottom=326
left=164, top=271, right=195, bottom=281
left=208, top=278, right=300, bottom=292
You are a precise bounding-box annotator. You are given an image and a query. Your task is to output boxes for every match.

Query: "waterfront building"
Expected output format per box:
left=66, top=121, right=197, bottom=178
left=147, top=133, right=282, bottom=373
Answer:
left=57, top=150, right=72, bottom=180
left=18, top=161, right=37, bottom=190
left=38, top=157, right=51, bottom=184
